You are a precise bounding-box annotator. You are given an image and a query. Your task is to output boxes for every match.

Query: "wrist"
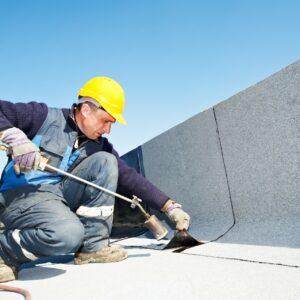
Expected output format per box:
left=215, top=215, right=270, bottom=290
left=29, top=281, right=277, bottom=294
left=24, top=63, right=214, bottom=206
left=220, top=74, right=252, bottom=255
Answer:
left=161, top=199, right=182, bottom=213
left=166, top=202, right=182, bottom=214
left=1, top=127, right=28, bottom=146
left=161, top=199, right=174, bottom=213
left=0, top=128, right=12, bottom=140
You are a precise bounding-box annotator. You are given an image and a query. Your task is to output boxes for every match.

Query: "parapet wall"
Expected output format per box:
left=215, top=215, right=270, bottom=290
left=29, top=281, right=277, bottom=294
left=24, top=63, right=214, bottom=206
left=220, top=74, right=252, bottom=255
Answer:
left=119, top=60, right=300, bottom=265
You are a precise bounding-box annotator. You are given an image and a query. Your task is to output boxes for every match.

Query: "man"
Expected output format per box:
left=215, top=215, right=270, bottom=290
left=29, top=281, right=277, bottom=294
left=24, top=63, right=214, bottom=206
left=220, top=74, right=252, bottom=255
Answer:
left=0, top=77, right=190, bottom=282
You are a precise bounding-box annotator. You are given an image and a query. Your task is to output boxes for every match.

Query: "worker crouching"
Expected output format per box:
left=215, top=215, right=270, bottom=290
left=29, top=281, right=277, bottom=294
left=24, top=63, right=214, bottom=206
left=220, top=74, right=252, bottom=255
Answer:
left=0, top=77, right=190, bottom=282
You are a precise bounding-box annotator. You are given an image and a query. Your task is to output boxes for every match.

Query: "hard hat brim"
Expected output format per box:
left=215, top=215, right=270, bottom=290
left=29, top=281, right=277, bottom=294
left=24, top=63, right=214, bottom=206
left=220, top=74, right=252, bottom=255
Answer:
left=113, top=113, right=127, bottom=125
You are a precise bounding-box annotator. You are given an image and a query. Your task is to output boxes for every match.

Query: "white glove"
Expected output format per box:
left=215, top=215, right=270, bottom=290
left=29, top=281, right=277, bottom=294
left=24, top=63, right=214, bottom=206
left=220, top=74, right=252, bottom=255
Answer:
left=165, top=202, right=191, bottom=231
left=0, top=127, right=41, bottom=174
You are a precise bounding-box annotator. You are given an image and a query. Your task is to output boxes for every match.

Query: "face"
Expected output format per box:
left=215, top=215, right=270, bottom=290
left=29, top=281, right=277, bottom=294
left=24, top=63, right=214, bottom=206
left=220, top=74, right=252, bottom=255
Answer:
left=76, top=103, right=116, bottom=140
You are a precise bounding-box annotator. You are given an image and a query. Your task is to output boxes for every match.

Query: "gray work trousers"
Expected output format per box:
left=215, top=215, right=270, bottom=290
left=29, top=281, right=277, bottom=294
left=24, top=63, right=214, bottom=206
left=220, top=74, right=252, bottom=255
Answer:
left=0, top=151, right=118, bottom=267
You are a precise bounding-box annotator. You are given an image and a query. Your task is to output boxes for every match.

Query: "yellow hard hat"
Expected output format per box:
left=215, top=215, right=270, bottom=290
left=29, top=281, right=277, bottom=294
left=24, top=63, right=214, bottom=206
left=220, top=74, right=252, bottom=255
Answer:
left=78, top=76, right=127, bottom=125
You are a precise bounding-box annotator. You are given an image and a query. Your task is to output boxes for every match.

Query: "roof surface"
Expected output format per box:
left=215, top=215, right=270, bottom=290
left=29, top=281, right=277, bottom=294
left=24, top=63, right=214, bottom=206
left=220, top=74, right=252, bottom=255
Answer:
left=2, top=246, right=300, bottom=300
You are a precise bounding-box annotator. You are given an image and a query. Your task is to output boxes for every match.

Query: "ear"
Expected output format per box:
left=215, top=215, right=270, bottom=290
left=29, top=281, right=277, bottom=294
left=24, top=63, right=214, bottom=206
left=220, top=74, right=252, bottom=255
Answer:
left=80, top=103, right=92, bottom=118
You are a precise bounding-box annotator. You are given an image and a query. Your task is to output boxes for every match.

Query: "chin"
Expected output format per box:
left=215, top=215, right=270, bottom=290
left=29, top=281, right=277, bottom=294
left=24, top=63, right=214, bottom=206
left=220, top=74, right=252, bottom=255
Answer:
left=86, top=134, right=97, bottom=140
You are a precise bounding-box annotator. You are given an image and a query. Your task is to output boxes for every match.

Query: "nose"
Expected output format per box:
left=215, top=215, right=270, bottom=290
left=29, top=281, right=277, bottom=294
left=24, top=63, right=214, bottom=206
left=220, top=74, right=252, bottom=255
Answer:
left=104, top=123, right=112, bottom=134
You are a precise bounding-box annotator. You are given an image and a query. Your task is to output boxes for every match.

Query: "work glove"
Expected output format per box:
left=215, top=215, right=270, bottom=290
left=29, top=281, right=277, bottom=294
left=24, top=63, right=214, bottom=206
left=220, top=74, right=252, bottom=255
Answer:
left=165, top=200, right=191, bottom=231
left=0, top=127, right=41, bottom=174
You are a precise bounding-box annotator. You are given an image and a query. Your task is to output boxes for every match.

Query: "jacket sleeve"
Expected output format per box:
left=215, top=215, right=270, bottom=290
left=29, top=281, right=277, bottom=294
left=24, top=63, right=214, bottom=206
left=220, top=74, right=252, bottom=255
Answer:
left=101, top=138, right=169, bottom=211
left=0, top=99, right=48, bottom=139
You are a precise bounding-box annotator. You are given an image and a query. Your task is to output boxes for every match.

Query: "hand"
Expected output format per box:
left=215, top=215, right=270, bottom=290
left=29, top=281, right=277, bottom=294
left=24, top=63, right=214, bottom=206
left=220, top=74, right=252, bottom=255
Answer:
left=0, top=127, right=41, bottom=174
left=165, top=202, right=191, bottom=231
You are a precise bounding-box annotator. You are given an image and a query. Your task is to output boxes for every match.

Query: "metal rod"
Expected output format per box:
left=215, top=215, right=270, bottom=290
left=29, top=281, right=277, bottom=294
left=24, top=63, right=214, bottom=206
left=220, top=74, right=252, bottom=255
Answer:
left=0, top=142, right=148, bottom=217
left=45, top=164, right=136, bottom=204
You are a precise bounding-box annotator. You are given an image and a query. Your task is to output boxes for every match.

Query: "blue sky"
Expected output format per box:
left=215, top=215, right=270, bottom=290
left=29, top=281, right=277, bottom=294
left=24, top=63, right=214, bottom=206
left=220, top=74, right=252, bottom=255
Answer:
left=1, top=0, right=300, bottom=170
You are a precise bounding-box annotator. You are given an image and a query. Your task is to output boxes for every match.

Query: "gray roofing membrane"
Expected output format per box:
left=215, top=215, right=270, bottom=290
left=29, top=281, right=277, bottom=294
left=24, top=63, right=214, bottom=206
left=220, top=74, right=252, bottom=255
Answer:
left=1, top=61, right=300, bottom=299
left=114, top=61, right=300, bottom=266
left=112, top=108, right=235, bottom=249
left=142, top=108, right=235, bottom=242
left=185, top=61, right=300, bottom=266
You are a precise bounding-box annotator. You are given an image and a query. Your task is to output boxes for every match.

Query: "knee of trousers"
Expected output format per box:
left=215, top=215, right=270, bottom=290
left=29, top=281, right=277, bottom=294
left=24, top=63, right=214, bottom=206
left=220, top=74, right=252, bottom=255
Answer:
left=43, top=219, right=85, bottom=255
left=88, top=152, right=118, bottom=180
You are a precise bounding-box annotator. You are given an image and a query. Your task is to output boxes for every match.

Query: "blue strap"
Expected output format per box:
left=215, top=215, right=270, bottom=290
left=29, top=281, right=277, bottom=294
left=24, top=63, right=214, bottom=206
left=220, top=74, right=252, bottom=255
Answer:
left=67, top=150, right=81, bottom=170
left=59, top=146, right=72, bottom=171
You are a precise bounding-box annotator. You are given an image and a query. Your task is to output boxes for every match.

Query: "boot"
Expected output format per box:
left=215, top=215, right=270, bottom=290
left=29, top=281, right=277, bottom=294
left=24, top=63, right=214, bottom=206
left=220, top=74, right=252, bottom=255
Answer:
left=74, top=245, right=128, bottom=265
left=0, top=258, right=17, bottom=282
